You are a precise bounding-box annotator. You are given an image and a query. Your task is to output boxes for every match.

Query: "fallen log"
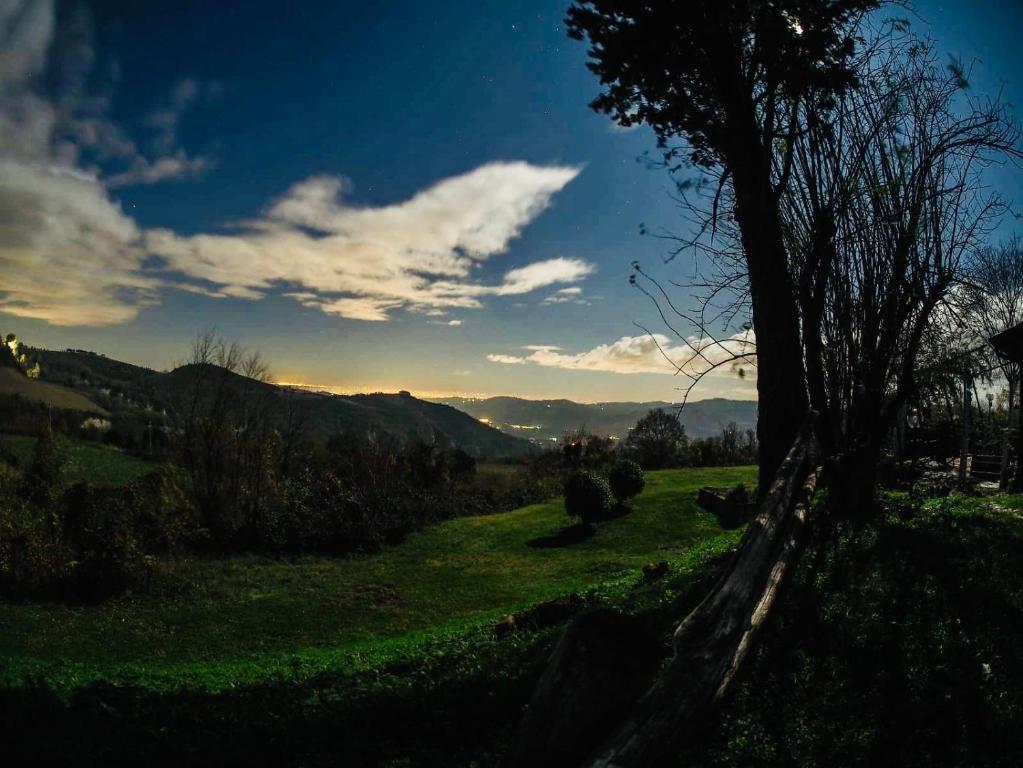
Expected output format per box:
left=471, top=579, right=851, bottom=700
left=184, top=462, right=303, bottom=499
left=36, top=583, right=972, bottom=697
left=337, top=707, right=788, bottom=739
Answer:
left=505, top=421, right=817, bottom=768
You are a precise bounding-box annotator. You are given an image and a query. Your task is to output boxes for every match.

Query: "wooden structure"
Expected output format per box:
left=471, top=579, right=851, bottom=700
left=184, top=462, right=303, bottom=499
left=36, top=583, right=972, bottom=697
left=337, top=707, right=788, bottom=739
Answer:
left=991, top=322, right=1023, bottom=489
left=991, top=323, right=1023, bottom=362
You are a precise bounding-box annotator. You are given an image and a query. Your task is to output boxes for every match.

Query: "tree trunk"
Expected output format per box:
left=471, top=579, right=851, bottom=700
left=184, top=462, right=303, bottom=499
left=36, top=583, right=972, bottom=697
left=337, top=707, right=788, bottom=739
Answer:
left=728, top=132, right=808, bottom=498
left=582, top=426, right=816, bottom=767
left=827, top=444, right=881, bottom=523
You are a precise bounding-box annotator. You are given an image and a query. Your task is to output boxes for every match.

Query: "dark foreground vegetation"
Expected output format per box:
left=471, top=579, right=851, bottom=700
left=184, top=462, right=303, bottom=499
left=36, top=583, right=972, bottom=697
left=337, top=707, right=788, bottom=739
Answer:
left=1, top=489, right=1020, bottom=766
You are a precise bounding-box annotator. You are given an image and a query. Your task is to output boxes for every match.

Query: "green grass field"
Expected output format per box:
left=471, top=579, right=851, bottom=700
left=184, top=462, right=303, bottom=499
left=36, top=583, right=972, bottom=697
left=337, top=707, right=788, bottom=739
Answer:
left=0, top=465, right=754, bottom=692
left=4, top=472, right=1022, bottom=768
left=0, top=433, right=155, bottom=486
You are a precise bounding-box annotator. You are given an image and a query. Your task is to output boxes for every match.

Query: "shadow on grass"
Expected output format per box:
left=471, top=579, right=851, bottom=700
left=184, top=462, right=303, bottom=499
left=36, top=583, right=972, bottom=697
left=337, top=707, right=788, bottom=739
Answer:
left=527, top=523, right=595, bottom=549
left=593, top=502, right=633, bottom=523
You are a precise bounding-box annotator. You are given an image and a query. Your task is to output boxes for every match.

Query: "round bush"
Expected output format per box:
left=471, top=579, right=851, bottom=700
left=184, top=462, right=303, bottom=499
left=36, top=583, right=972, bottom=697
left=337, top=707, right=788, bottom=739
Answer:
left=564, top=471, right=613, bottom=525
left=609, top=459, right=645, bottom=503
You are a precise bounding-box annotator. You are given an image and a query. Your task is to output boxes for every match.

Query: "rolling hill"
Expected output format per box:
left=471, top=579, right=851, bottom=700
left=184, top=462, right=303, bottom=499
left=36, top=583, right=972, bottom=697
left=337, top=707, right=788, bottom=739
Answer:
left=432, top=395, right=757, bottom=442
left=21, top=348, right=530, bottom=458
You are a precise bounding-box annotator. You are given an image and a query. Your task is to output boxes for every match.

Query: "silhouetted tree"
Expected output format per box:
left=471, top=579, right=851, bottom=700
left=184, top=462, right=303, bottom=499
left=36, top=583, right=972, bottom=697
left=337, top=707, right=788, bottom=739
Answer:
left=567, top=0, right=881, bottom=493
left=507, top=7, right=1020, bottom=766
left=173, top=331, right=279, bottom=544
left=624, top=409, right=688, bottom=469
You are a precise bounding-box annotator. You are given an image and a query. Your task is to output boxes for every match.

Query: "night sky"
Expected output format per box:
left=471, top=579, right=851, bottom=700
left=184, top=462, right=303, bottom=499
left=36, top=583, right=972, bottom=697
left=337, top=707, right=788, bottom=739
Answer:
left=2, top=0, right=1021, bottom=401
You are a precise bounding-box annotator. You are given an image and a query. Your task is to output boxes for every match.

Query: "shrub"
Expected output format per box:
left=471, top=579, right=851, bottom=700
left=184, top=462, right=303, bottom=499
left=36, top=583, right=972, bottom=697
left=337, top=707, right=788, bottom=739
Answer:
left=609, top=459, right=645, bottom=503
left=0, top=466, right=196, bottom=602
left=60, top=481, right=156, bottom=600
left=18, top=427, right=66, bottom=509
left=725, top=482, right=751, bottom=505
left=0, top=490, right=71, bottom=601
left=564, top=471, right=613, bottom=525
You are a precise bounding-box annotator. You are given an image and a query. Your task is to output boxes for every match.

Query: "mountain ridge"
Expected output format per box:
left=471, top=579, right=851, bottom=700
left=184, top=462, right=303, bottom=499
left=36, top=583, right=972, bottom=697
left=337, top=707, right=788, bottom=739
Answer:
left=430, top=395, right=757, bottom=442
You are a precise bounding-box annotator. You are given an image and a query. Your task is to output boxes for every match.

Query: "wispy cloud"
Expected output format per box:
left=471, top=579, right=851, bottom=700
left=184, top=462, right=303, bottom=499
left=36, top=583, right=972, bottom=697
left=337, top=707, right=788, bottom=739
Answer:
left=0, top=1, right=211, bottom=325
left=146, top=162, right=590, bottom=321
left=541, top=285, right=589, bottom=305
left=0, top=2, right=590, bottom=328
left=486, top=353, right=528, bottom=365
left=487, top=332, right=756, bottom=378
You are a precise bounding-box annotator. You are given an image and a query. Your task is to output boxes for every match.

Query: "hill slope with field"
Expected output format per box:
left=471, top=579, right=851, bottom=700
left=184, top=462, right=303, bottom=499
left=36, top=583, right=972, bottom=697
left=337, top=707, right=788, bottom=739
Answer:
left=23, top=346, right=530, bottom=457
left=0, top=465, right=754, bottom=689
left=0, top=367, right=107, bottom=416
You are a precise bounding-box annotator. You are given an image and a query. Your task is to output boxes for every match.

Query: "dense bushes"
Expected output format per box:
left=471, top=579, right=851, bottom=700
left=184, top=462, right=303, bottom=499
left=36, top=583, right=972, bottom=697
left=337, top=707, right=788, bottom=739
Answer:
left=609, top=459, right=645, bottom=503
left=0, top=431, right=194, bottom=602
left=0, top=422, right=566, bottom=603
left=247, top=439, right=561, bottom=556
left=564, top=471, right=613, bottom=525
left=688, top=422, right=758, bottom=467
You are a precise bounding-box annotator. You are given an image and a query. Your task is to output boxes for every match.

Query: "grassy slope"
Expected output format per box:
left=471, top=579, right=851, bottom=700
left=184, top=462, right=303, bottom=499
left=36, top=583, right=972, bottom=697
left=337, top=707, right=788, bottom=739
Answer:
left=0, top=466, right=754, bottom=691
left=0, top=367, right=107, bottom=415
left=0, top=434, right=154, bottom=486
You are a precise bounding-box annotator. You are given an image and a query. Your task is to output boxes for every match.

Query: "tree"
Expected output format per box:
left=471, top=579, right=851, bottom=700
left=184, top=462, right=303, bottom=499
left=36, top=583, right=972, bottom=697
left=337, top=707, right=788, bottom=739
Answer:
left=567, top=0, right=880, bottom=493
left=772, top=35, right=1015, bottom=514
left=507, top=7, right=1020, bottom=766
left=624, top=409, right=688, bottom=469
left=173, top=331, right=281, bottom=544
left=19, top=425, right=66, bottom=509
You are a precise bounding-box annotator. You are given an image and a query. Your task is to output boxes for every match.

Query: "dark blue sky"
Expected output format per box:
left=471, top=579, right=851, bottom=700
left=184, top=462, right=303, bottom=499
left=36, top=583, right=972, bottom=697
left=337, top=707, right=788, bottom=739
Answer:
left=3, top=0, right=1021, bottom=401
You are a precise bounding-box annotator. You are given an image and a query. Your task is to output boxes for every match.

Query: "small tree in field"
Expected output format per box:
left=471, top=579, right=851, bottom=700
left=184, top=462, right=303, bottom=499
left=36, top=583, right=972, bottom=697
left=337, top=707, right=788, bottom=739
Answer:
left=564, top=471, right=613, bottom=526
left=609, top=459, right=645, bottom=504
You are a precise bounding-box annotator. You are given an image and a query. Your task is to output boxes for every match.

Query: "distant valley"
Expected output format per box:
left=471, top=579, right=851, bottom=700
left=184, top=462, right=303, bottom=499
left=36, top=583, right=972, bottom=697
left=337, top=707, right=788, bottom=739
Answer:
left=5, top=344, right=757, bottom=455
left=431, top=395, right=757, bottom=443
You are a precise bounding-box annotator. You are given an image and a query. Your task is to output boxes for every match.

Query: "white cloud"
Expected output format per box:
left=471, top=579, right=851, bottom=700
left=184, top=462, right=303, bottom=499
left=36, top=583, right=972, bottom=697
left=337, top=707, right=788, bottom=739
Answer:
left=0, top=2, right=589, bottom=327
left=486, top=353, right=528, bottom=365
left=488, top=332, right=756, bottom=377
left=147, top=162, right=589, bottom=321
left=541, top=285, right=589, bottom=305
left=0, top=1, right=213, bottom=325
left=0, top=159, right=158, bottom=325
left=106, top=148, right=210, bottom=188
left=497, top=257, right=592, bottom=295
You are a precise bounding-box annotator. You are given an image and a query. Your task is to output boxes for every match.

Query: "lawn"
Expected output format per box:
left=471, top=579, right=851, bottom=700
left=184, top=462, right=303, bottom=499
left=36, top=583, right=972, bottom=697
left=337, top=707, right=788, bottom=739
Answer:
left=5, top=472, right=1020, bottom=768
left=0, top=465, right=754, bottom=691
left=0, top=433, right=155, bottom=486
